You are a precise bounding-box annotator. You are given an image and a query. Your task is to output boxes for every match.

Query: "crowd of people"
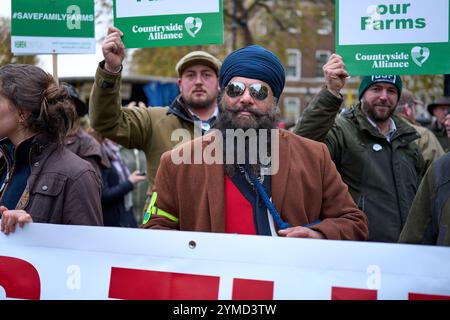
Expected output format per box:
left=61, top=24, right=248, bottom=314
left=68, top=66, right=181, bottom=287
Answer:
left=1, top=26, right=449, bottom=246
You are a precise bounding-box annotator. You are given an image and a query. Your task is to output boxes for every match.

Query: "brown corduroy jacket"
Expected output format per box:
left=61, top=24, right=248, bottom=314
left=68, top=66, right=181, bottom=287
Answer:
left=142, top=129, right=368, bottom=241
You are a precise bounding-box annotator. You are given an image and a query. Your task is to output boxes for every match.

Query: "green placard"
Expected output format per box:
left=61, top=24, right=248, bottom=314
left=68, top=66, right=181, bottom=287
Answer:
left=113, top=0, right=223, bottom=49
left=11, top=0, right=95, bottom=54
left=336, top=0, right=450, bottom=75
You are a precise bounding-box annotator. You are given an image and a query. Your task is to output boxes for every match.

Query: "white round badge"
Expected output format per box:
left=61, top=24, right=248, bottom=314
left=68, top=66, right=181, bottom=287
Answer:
left=372, top=144, right=382, bottom=152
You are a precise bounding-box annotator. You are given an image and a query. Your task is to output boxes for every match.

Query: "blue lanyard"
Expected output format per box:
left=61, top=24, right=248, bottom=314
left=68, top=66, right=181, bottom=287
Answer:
left=250, top=173, right=321, bottom=230
left=251, top=175, right=291, bottom=230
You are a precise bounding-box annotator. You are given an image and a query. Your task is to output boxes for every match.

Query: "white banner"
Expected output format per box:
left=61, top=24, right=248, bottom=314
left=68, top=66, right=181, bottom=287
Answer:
left=338, top=0, right=449, bottom=45
left=115, top=0, right=220, bottom=18
left=11, top=36, right=96, bottom=55
left=1, top=223, right=450, bottom=300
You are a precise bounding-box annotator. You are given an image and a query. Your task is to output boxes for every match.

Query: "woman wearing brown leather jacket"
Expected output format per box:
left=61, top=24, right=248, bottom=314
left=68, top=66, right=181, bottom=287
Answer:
left=0, top=64, right=103, bottom=234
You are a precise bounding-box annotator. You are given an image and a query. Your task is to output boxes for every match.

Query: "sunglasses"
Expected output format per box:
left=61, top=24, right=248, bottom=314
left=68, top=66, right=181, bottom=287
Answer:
left=225, top=81, right=270, bottom=101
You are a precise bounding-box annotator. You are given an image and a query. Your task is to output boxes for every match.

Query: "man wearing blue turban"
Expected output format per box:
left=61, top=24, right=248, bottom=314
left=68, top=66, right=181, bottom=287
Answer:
left=142, top=45, right=368, bottom=242
left=219, top=45, right=286, bottom=99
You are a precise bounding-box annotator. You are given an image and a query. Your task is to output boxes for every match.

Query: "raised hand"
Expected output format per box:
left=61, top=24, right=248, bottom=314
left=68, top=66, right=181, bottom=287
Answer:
left=323, top=53, right=349, bottom=97
left=102, top=26, right=125, bottom=73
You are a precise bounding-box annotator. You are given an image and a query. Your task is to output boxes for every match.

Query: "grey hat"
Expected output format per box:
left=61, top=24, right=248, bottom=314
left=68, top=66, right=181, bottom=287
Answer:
left=427, top=96, right=450, bottom=115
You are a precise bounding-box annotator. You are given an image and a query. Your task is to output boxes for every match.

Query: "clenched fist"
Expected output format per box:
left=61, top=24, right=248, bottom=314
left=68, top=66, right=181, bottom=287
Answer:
left=323, top=53, right=349, bottom=97
left=102, top=26, right=125, bottom=73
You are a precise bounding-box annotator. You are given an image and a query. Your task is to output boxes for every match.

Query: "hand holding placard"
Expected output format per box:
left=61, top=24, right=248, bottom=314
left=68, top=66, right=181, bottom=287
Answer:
left=102, top=27, right=125, bottom=73
left=323, top=54, right=349, bottom=97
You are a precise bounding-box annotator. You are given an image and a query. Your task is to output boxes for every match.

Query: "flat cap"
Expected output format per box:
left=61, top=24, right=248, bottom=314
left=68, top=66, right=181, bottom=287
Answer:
left=175, top=51, right=222, bottom=77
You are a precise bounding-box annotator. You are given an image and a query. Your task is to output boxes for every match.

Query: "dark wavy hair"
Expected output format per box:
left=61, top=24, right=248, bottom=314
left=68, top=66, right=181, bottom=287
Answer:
left=0, top=64, right=76, bottom=144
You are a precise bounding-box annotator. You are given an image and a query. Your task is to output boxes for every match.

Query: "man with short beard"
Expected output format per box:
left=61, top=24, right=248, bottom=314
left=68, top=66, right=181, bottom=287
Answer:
left=89, top=27, right=222, bottom=217
left=142, top=45, right=368, bottom=241
left=295, top=54, right=425, bottom=243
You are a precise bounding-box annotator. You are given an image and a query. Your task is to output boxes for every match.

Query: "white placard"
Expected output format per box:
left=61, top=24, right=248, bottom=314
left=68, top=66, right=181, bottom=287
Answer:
left=338, top=0, right=449, bottom=45
left=115, top=0, right=220, bottom=18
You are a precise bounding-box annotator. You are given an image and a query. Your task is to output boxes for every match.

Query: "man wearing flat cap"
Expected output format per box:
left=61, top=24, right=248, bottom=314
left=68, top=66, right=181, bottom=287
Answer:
left=142, top=45, right=368, bottom=241
left=427, top=96, right=450, bottom=151
left=89, top=27, right=222, bottom=217
left=295, top=54, right=425, bottom=243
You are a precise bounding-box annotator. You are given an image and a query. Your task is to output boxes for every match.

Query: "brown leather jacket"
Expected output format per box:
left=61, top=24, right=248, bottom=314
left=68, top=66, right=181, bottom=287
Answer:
left=65, top=128, right=111, bottom=177
left=0, top=135, right=103, bottom=226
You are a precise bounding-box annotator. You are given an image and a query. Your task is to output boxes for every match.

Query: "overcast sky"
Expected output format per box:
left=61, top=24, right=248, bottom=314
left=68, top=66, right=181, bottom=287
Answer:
left=1, top=0, right=106, bottom=77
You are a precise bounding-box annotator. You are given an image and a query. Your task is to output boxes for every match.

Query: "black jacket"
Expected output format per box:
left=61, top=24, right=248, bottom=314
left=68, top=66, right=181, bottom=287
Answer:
left=101, top=165, right=137, bottom=228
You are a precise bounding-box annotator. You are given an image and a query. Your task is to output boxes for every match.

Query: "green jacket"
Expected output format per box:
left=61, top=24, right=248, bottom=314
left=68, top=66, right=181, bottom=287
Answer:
left=399, top=152, right=450, bottom=246
left=89, top=62, right=200, bottom=202
left=294, top=87, right=425, bottom=242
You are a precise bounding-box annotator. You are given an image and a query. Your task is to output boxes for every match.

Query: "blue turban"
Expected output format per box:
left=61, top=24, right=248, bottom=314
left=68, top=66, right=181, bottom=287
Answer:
left=219, top=45, right=286, bottom=99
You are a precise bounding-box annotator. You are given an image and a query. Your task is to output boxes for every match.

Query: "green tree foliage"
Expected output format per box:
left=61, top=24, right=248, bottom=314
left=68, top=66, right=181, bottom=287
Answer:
left=0, top=17, right=37, bottom=66
left=404, top=74, right=444, bottom=105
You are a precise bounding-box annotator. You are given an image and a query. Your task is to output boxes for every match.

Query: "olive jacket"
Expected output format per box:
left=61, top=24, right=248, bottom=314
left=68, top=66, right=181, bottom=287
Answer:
left=295, top=88, right=425, bottom=242
left=89, top=62, right=208, bottom=202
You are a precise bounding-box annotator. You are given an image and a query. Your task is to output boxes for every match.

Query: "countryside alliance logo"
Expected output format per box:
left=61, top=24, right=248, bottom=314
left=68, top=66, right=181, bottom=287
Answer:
left=355, top=46, right=431, bottom=69
left=411, top=46, right=430, bottom=67
left=184, top=17, right=202, bottom=38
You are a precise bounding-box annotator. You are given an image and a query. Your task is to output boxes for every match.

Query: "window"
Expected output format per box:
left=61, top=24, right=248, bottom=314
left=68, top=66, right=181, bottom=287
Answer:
left=317, top=12, right=332, bottom=35
left=286, top=49, right=301, bottom=81
left=286, top=10, right=302, bottom=34
left=254, top=19, right=267, bottom=35
left=284, top=97, right=301, bottom=123
left=315, top=50, right=331, bottom=77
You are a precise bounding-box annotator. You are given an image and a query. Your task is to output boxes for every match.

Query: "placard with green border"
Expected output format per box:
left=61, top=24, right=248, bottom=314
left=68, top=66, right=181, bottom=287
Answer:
left=113, top=0, right=223, bottom=48
left=11, top=0, right=95, bottom=55
left=336, top=0, right=450, bottom=75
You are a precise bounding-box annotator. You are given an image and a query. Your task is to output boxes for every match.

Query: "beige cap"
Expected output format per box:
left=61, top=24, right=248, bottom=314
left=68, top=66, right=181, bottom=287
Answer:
left=399, top=89, right=420, bottom=106
left=175, top=51, right=222, bottom=77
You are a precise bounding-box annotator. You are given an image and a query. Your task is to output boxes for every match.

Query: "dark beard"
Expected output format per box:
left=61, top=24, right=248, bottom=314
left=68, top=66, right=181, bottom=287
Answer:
left=222, top=136, right=272, bottom=178
left=214, top=99, right=279, bottom=178
left=214, top=99, right=279, bottom=131
left=362, top=101, right=396, bottom=122
left=184, top=95, right=216, bottom=110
